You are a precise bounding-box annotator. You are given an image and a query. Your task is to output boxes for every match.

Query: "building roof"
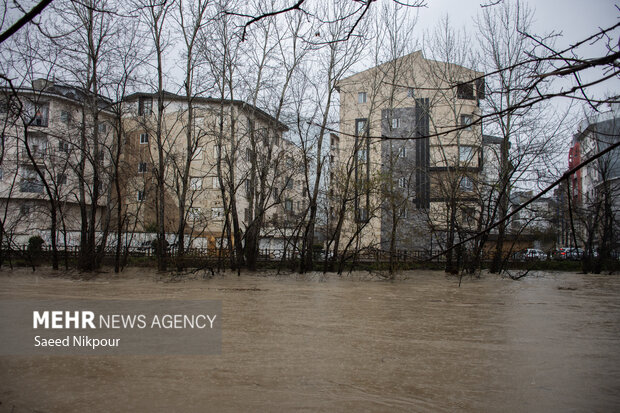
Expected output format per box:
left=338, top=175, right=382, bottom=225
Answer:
left=482, top=134, right=503, bottom=145
left=1, top=79, right=114, bottom=112
left=337, top=50, right=484, bottom=89
left=124, top=91, right=288, bottom=132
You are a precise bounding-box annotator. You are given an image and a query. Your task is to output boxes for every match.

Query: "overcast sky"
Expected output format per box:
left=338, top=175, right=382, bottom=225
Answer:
left=415, top=0, right=617, bottom=48
left=413, top=0, right=619, bottom=104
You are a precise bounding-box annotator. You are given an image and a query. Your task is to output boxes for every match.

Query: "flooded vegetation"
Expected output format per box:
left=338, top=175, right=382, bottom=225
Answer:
left=0, top=269, right=619, bottom=412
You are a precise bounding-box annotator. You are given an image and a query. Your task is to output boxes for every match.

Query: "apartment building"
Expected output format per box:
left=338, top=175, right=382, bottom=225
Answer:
left=574, top=106, right=620, bottom=205
left=330, top=51, right=485, bottom=252
left=0, top=79, right=115, bottom=246
left=571, top=105, right=620, bottom=253
left=121, top=92, right=304, bottom=250
left=0, top=81, right=304, bottom=253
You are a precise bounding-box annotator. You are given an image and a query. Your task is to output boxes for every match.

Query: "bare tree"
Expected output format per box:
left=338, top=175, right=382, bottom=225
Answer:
left=200, top=0, right=245, bottom=270
left=235, top=2, right=310, bottom=271
left=105, top=14, right=149, bottom=272
left=170, top=0, right=211, bottom=267
left=476, top=0, right=554, bottom=273
left=136, top=0, right=176, bottom=271
left=297, top=0, right=369, bottom=273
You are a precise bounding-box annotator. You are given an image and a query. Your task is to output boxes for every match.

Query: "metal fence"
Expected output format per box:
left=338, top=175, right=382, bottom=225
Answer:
left=2, top=245, right=440, bottom=263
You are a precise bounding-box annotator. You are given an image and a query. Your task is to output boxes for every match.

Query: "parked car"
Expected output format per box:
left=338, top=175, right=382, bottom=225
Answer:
left=554, top=247, right=583, bottom=260
left=515, top=248, right=547, bottom=261
left=136, top=240, right=153, bottom=252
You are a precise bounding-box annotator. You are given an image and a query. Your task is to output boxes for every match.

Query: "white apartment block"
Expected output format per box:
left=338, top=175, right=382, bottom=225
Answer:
left=0, top=79, right=114, bottom=246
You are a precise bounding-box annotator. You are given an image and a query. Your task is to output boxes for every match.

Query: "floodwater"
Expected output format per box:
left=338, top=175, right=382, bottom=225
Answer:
left=0, top=268, right=619, bottom=412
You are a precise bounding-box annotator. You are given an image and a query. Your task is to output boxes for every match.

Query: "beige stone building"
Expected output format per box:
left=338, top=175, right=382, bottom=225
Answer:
left=0, top=83, right=304, bottom=253
left=330, top=51, right=485, bottom=252
left=0, top=79, right=115, bottom=246
left=121, top=92, right=304, bottom=251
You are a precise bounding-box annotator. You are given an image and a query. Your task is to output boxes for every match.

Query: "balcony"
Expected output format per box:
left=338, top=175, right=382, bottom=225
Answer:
left=20, top=180, right=44, bottom=193
left=30, top=116, right=48, bottom=127
left=22, top=147, right=49, bottom=159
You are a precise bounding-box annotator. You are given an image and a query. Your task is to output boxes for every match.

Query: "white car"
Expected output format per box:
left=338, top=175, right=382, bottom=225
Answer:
left=519, top=248, right=547, bottom=260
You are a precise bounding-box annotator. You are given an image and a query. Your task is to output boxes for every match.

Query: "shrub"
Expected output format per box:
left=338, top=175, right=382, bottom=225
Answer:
left=27, top=235, right=45, bottom=265
left=150, top=238, right=169, bottom=256
left=27, top=235, right=45, bottom=254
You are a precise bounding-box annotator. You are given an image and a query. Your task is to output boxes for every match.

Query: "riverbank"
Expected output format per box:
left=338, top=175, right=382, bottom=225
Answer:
left=0, top=263, right=597, bottom=284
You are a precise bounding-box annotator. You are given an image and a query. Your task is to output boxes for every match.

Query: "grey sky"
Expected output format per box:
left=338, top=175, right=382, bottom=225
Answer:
left=414, top=0, right=619, bottom=100
left=415, top=0, right=617, bottom=45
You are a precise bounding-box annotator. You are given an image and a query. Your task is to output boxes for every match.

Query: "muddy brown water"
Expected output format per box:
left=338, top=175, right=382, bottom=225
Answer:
left=0, top=268, right=619, bottom=412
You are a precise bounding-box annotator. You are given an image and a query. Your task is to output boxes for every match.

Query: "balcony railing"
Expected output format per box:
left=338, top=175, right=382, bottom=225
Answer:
left=30, top=116, right=49, bottom=127
left=22, top=147, right=49, bottom=159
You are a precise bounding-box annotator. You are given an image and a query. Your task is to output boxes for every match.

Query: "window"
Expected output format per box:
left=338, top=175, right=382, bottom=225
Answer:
left=188, top=207, right=201, bottom=220
left=285, top=199, right=293, bottom=212
left=460, top=176, right=474, bottom=192
left=357, top=178, right=367, bottom=190
left=398, top=177, right=407, bottom=188
left=399, top=207, right=407, bottom=218
left=97, top=151, right=105, bottom=161
left=357, top=148, right=368, bottom=162
left=457, top=83, right=475, bottom=100
left=30, top=103, right=49, bottom=127
left=285, top=178, right=293, bottom=190
left=0, top=168, right=3, bottom=181
left=193, top=147, right=203, bottom=160
left=245, top=148, right=252, bottom=162
left=459, top=146, right=475, bottom=163
left=138, top=97, right=153, bottom=116
left=57, top=173, right=67, bottom=185
left=355, top=119, right=367, bottom=136
left=190, top=177, right=202, bottom=190
left=20, top=204, right=30, bottom=215
left=460, top=114, right=473, bottom=130
left=60, top=110, right=71, bottom=124
left=475, top=78, right=485, bottom=100
left=140, top=133, right=149, bottom=144
left=461, top=207, right=476, bottom=226
left=20, top=167, right=42, bottom=193
left=358, top=92, right=367, bottom=104
left=138, top=162, right=147, bottom=173
left=58, top=141, right=70, bottom=153
left=356, top=207, right=368, bottom=223
left=26, top=134, right=48, bottom=157
left=211, top=207, right=224, bottom=220
left=398, top=147, right=407, bottom=158
left=212, top=176, right=220, bottom=189
left=98, top=122, right=107, bottom=133
left=391, top=118, right=401, bottom=129
left=213, top=145, right=220, bottom=158
left=137, top=190, right=145, bottom=201
left=407, top=87, right=415, bottom=98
